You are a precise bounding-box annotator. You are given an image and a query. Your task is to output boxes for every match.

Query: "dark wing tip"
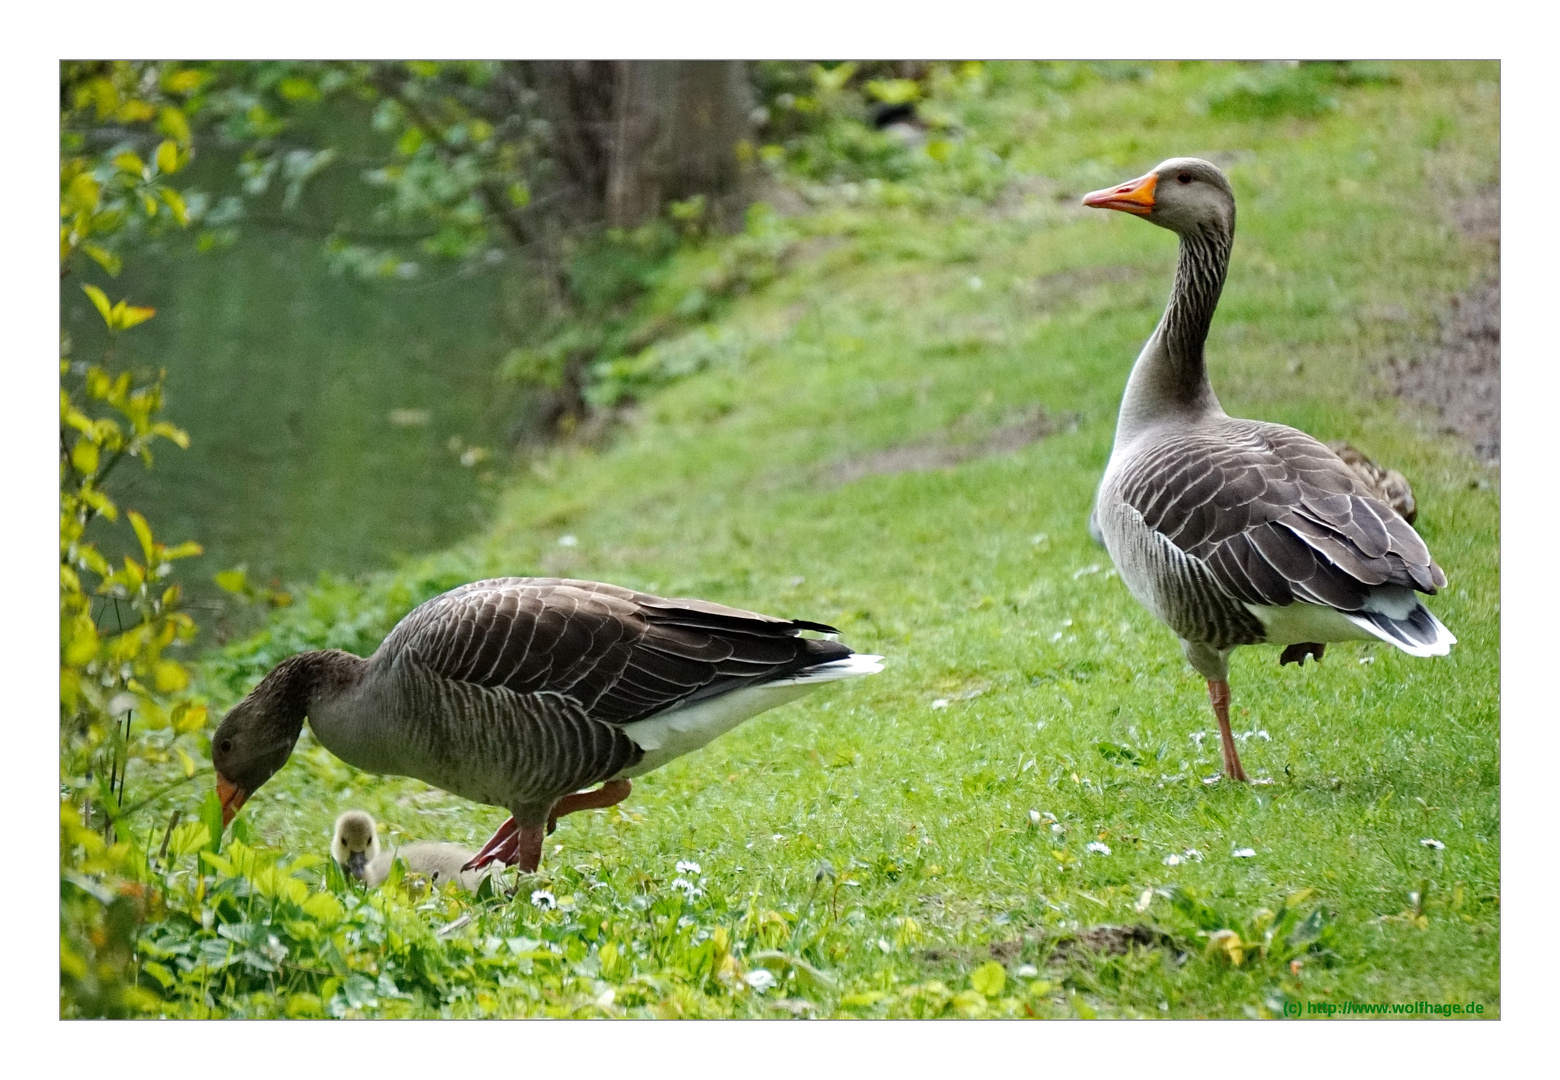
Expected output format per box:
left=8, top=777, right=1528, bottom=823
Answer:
left=789, top=618, right=842, bottom=635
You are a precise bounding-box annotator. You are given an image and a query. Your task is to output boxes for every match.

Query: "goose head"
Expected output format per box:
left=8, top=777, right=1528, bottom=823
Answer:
left=210, top=652, right=329, bottom=829
left=331, top=810, right=382, bottom=881
left=1083, top=157, right=1235, bottom=238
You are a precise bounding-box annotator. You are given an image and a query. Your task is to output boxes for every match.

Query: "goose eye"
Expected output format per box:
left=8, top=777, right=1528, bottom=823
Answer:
left=219, top=739, right=233, bottom=753
left=1177, top=171, right=1193, bottom=185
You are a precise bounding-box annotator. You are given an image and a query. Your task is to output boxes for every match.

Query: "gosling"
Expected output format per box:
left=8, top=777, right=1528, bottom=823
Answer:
left=331, top=810, right=500, bottom=893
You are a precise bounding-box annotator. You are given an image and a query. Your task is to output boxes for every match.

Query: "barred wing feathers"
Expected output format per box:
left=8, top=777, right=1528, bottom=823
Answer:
left=1115, top=421, right=1446, bottom=616
left=378, top=577, right=852, bottom=725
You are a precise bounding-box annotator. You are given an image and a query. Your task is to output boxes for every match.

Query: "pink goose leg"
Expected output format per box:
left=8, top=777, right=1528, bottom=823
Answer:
left=462, top=817, right=520, bottom=872
left=462, top=781, right=634, bottom=874
left=546, top=780, right=632, bottom=834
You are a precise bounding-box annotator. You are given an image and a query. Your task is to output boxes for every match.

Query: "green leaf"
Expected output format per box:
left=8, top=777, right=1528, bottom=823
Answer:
left=82, top=284, right=113, bottom=325
left=214, top=568, right=248, bottom=594
left=70, top=438, right=99, bottom=475
left=113, top=151, right=147, bottom=176
left=117, top=303, right=156, bottom=330
left=866, top=78, right=920, bottom=105
left=128, top=509, right=156, bottom=563
left=971, top=960, right=1006, bottom=997
left=277, top=76, right=321, bottom=102
left=200, top=789, right=224, bottom=852
left=152, top=660, right=189, bottom=693
left=157, top=105, right=191, bottom=146
left=81, top=243, right=122, bottom=276
left=164, top=69, right=204, bottom=95
left=158, top=187, right=189, bottom=226
left=396, top=127, right=424, bottom=156
left=155, top=140, right=180, bottom=175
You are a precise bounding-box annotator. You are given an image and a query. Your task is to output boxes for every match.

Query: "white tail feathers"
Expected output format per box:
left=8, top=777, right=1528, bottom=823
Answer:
left=765, top=654, right=886, bottom=685
left=620, top=655, right=884, bottom=777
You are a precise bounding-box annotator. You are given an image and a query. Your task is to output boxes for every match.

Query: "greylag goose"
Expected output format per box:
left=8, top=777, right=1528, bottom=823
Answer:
left=331, top=810, right=496, bottom=892
left=1082, top=158, right=1454, bottom=781
left=214, top=577, right=882, bottom=871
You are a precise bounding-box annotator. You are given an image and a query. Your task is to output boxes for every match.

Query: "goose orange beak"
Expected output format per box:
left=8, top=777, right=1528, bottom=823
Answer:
left=216, top=773, right=248, bottom=829
left=1083, top=172, right=1157, bottom=215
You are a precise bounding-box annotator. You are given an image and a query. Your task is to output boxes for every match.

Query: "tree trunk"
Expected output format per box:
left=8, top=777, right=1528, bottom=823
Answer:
left=533, top=61, right=752, bottom=230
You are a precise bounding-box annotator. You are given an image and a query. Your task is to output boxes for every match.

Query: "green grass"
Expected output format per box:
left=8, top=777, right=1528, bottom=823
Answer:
left=167, top=61, right=1498, bottom=1018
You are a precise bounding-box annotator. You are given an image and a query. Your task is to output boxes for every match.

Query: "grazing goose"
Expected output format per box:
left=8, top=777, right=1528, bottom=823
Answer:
left=214, top=577, right=882, bottom=871
left=1082, top=158, right=1453, bottom=781
left=331, top=810, right=496, bottom=892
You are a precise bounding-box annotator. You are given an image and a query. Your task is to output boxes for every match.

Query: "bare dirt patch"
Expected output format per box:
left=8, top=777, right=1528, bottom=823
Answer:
left=1388, top=185, right=1500, bottom=466
left=922, top=923, right=1174, bottom=968
left=828, top=405, right=1077, bottom=485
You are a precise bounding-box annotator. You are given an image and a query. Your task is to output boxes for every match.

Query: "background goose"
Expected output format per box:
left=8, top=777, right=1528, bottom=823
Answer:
left=1327, top=440, right=1418, bottom=525
left=1082, top=158, right=1453, bottom=781
left=215, top=577, right=882, bottom=872
left=331, top=810, right=497, bottom=892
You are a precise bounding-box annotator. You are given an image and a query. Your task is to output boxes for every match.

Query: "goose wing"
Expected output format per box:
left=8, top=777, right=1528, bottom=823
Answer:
left=1114, top=421, right=1445, bottom=612
left=378, top=577, right=849, bottom=724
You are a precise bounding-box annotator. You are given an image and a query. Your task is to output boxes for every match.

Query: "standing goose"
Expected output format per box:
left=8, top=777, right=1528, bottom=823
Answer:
left=214, top=577, right=882, bottom=871
left=1082, top=158, right=1453, bottom=781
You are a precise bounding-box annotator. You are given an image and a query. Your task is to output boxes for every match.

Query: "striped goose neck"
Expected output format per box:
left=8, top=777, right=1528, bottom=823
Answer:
left=1117, top=222, right=1232, bottom=440
left=265, top=649, right=369, bottom=722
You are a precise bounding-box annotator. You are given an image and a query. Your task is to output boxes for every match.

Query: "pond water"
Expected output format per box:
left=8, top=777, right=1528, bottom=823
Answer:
left=64, top=228, right=530, bottom=636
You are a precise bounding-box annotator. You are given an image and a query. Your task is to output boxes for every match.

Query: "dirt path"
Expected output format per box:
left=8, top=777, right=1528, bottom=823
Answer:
left=1390, top=186, right=1500, bottom=466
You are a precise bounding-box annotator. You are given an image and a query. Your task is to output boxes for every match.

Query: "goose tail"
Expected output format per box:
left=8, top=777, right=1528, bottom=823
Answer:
left=764, top=654, right=885, bottom=686
left=1345, top=589, right=1456, bottom=658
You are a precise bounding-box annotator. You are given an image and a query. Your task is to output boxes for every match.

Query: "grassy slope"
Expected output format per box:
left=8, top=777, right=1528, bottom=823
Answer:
left=218, top=62, right=1499, bottom=1017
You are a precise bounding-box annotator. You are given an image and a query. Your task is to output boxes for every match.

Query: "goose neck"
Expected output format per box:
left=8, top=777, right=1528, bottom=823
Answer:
left=1114, top=224, right=1232, bottom=446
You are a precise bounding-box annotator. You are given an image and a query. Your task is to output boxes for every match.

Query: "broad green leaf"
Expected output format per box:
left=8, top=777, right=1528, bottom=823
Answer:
left=155, top=140, right=180, bottom=175
left=175, top=746, right=197, bottom=778
left=303, top=892, right=343, bottom=924
left=70, top=438, right=99, bottom=475
left=113, top=151, right=146, bottom=176
left=82, top=284, right=113, bottom=325
left=971, top=960, right=1006, bottom=997
left=200, top=849, right=236, bottom=877
left=167, top=821, right=211, bottom=858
